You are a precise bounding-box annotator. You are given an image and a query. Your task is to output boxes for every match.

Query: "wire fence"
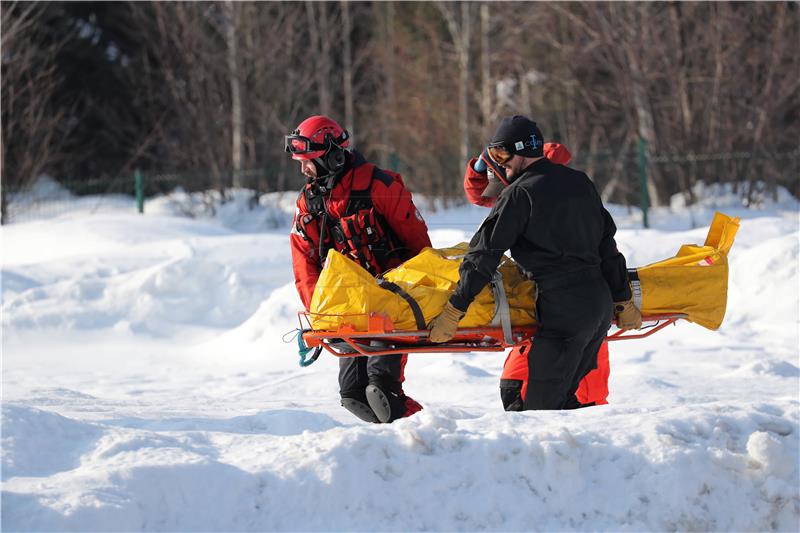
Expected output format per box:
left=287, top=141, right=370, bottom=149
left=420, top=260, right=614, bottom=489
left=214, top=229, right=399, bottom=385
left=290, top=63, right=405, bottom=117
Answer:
left=3, top=148, right=798, bottom=225
left=1, top=168, right=278, bottom=224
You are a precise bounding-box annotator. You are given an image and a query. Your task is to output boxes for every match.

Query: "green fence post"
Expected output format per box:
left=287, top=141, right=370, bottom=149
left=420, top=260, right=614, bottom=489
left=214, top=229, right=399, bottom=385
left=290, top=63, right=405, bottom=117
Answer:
left=135, top=169, right=144, bottom=214
left=389, top=152, right=400, bottom=172
left=637, top=138, right=650, bottom=229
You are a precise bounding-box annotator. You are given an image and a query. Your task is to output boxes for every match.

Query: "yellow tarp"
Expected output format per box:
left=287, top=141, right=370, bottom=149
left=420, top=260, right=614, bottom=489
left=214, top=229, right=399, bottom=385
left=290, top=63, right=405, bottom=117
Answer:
left=309, top=212, right=739, bottom=332
left=632, top=211, right=740, bottom=330
left=309, top=244, right=536, bottom=331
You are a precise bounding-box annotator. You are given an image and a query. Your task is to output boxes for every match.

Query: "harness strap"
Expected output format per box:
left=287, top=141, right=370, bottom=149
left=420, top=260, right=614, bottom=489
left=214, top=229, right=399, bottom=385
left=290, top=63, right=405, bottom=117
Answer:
left=303, top=163, right=406, bottom=271
left=318, top=212, right=329, bottom=262
left=490, top=270, right=513, bottom=345
left=378, top=280, right=427, bottom=330
left=627, top=269, right=642, bottom=309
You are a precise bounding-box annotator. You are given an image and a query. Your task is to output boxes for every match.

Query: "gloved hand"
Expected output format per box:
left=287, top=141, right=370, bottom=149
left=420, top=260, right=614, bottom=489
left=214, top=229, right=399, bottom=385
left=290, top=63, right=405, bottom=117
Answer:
left=475, top=147, right=508, bottom=184
left=614, top=298, right=642, bottom=330
left=473, top=149, right=489, bottom=172
left=428, top=301, right=466, bottom=343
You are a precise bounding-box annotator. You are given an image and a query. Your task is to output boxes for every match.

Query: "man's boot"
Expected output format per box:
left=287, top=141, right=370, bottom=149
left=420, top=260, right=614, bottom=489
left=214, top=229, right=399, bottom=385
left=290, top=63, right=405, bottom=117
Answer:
left=365, top=380, right=423, bottom=423
left=340, top=391, right=379, bottom=423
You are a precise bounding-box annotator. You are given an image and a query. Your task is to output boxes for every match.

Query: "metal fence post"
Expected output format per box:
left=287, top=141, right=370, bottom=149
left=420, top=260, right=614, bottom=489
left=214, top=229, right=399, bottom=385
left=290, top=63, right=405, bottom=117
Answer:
left=637, top=138, right=650, bottom=229
left=389, top=152, right=400, bottom=172
left=135, top=169, right=144, bottom=214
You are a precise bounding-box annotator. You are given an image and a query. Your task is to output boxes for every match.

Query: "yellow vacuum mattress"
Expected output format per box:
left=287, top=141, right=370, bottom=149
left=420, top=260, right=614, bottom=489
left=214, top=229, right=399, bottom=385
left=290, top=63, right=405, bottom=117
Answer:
left=308, top=212, right=739, bottom=332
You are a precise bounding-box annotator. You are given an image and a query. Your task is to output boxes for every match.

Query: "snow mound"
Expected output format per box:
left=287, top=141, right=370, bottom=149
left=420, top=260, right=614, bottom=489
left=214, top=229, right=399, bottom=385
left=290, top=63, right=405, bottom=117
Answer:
left=670, top=181, right=799, bottom=211
left=147, top=188, right=296, bottom=233
left=2, top=405, right=104, bottom=478
left=2, top=404, right=798, bottom=531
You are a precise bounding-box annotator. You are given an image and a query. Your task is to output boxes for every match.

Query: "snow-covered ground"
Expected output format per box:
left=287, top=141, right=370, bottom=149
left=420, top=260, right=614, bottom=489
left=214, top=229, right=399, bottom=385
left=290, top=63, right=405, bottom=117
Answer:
left=2, top=181, right=799, bottom=531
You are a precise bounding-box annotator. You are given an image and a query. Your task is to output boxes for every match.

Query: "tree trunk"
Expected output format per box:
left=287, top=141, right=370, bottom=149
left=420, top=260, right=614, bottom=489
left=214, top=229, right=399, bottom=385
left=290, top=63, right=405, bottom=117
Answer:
left=225, top=1, right=243, bottom=188
left=305, top=2, right=330, bottom=115
left=379, top=1, right=396, bottom=168
left=668, top=2, right=695, bottom=204
left=437, top=2, right=472, bottom=169
left=318, top=3, right=332, bottom=115
left=707, top=3, right=723, bottom=151
left=625, top=14, right=662, bottom=206
left=480, top=3, right=492, bottom=137
left=459, top=2, right=471, bottom=168
left=341, top=0, right=354, bottom=145
left=1, top=133, right=7, bottom=224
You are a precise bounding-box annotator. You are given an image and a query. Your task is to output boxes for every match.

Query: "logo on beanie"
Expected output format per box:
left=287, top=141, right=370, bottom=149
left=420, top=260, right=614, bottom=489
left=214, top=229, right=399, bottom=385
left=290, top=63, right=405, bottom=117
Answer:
left=514, top=134, right=540, bottom=153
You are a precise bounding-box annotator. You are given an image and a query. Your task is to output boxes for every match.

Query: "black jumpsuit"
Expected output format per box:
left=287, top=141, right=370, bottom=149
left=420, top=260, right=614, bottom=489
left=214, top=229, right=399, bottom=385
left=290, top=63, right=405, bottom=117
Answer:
left=449, top=158, right=632, bottom=410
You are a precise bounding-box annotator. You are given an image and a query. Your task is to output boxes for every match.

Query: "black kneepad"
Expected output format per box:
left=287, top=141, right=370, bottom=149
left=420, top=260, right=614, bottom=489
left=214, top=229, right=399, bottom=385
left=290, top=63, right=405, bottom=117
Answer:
left=500, top=379, right=524, bottom=411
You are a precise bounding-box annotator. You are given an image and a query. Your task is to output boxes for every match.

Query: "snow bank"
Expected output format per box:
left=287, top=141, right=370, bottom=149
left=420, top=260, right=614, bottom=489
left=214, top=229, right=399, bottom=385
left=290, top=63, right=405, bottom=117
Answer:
left=147, top=188, right=297, bottom=233
left=2, top=214, right=290, bottom=335
left=2, top=403, right=797, bottom=531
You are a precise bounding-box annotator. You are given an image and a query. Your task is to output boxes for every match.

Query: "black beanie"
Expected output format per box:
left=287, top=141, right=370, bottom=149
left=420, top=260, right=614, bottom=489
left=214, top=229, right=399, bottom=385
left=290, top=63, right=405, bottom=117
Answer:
left=491, top=115, right=544, bottom=157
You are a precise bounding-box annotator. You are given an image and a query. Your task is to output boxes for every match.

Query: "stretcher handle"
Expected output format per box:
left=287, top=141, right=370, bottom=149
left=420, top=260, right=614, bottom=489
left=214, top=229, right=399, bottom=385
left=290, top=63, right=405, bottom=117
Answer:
left=297, top=329, right=323, bottom=367
left=297, top=314, right=688, bottom=360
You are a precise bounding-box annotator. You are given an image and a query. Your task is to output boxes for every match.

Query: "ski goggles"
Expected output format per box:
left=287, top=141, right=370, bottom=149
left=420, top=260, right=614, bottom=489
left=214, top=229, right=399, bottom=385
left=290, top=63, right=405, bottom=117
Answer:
left=284, top=134, right=327, bottom=155
left=284, top=130, right=349, bottom=155
left=487, top=135, right=541, bottom=164
left=487, top=143, right=515, bottom=165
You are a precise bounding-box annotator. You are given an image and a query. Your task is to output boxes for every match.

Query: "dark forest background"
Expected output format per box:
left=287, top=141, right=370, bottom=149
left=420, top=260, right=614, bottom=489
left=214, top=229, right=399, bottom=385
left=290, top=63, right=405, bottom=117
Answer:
left=2, top=1, right=798, bottom=221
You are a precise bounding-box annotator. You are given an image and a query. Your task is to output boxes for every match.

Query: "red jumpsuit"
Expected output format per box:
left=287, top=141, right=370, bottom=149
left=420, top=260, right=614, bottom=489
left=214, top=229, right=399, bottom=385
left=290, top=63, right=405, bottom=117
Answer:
left=291, top=151, right=431, bottom=414
left=291, top=155, right=431, bottom=309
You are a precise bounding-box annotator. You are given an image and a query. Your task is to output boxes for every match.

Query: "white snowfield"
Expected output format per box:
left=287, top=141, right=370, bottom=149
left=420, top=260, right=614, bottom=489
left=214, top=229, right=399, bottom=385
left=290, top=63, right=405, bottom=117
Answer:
left=2, top=182, right=798, bottom=531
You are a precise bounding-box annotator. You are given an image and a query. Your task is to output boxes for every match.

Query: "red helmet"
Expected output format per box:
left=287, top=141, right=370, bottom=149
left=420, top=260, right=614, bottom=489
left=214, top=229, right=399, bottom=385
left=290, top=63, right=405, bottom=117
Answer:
left=285, top=115, right=350, bottom=161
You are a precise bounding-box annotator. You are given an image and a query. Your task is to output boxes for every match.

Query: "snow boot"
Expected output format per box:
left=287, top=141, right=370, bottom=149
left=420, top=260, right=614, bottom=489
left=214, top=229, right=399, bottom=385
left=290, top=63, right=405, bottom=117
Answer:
left=340, top=393, right=379, bottom=423
left=365, top=380, right=423, bottom=423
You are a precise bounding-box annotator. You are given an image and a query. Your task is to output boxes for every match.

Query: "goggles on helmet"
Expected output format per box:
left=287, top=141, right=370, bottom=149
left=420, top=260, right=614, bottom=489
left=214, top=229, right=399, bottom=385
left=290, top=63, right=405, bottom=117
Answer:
left=284, top=130, right=349, bottom=156
left=284, top=134, right=326, bottom=155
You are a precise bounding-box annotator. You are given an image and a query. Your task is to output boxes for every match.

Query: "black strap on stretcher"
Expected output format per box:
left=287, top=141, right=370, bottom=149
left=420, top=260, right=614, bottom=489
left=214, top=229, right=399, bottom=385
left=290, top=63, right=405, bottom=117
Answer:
left=378, top=280, right=427, bottom=330
left=377, top=275, right=514, bottom=341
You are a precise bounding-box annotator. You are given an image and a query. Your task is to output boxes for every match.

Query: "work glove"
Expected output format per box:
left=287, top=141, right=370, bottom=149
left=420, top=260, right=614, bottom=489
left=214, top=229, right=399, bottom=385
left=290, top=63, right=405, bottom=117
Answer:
left=428, top=301, right=466, bottom=343
left=614, top=298, right=643, bottom=331
left=475, top=147, right=508, bottom=185
left=473, top=149, right=489, bottom=173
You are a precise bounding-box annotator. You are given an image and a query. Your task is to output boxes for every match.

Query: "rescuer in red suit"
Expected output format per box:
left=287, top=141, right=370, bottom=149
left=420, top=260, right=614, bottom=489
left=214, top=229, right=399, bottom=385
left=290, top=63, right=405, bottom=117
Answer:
left=286, top=115, right=431, bottom=423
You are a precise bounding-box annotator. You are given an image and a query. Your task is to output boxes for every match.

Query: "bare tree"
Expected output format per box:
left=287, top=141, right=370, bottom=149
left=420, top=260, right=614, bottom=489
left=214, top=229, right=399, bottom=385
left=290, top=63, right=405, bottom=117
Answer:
left=341, top=0, right=354, bottom=145
left=1, top=2, right=73, bottom=223
left=374, top=0, right=397, bottom=168
left=478, top=3, right=495, bottom=139
left=436, top=2, right=473, bottom=170
left=305, top=1, right=332, bottom=116
left=136, top=2, right=231, bottom=191
left=224, top=1, right=243, bottom=188
left=4, top=1, right=797, bottom=213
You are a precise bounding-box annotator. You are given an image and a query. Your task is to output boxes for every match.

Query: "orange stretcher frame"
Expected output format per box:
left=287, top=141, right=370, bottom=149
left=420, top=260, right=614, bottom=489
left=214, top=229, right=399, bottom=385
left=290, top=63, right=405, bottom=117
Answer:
left=298, top=312, right=687, bottom=358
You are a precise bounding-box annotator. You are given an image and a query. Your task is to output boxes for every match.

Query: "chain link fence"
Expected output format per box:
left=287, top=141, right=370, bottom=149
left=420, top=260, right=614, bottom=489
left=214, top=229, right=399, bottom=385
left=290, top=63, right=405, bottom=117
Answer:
left=3, top=149, right=798, bottom=225
left=2, top=168, right=274, bottom=224
left=571, top=147, right=799, bottom=227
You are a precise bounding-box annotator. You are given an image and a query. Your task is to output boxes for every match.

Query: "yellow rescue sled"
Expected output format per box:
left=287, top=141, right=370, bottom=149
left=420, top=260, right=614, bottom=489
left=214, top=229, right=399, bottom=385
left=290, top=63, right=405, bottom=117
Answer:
left=294, top=212, right=740, bottom=365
